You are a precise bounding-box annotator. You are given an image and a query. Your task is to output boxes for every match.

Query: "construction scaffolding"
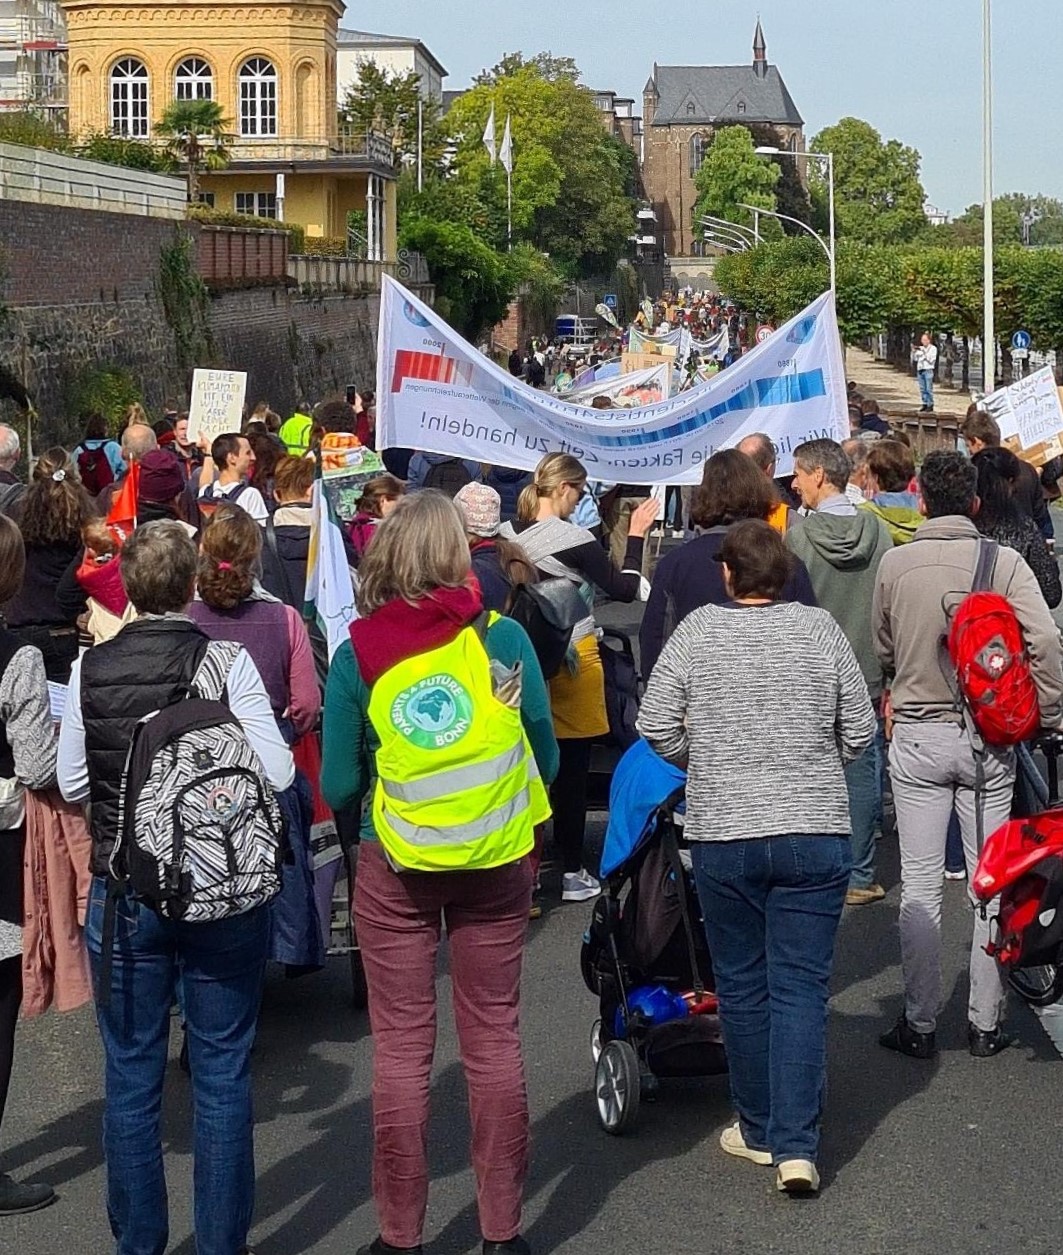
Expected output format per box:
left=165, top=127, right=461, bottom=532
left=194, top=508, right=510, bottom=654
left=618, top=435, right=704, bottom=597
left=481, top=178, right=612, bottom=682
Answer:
left=0, top=0, right=67, bottom=113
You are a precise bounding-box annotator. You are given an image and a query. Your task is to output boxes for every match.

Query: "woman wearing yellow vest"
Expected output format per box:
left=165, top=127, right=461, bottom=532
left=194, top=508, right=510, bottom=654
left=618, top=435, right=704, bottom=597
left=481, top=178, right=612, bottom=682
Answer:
left=321, top=491, right=559, bottom=1255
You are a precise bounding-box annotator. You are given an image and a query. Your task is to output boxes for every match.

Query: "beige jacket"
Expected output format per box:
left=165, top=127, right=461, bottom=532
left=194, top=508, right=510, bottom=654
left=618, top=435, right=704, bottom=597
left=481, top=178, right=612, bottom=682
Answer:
left=872, top=515, right=1063, bottom=725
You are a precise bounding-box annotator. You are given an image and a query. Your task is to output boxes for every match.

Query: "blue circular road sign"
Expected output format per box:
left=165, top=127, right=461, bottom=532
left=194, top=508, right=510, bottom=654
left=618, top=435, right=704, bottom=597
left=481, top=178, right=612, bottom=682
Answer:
left=1012, top=330, right=1032, bottom=350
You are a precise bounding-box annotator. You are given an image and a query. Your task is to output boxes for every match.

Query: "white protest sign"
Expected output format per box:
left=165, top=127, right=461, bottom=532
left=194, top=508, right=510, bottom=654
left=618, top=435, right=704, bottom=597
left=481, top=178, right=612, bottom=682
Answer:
left=188, top=369, right=248, bottom=444
left=984, top=366, right=1063, bottom=467
left=376, top=278, right=846, bottom=486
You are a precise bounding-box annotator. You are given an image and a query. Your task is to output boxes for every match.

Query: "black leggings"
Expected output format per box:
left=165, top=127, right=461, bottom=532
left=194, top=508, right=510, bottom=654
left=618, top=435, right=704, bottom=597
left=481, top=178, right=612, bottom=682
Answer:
left=550, top=738, right=593, bottom=874
left=0, top=956, right=21, bottom=1139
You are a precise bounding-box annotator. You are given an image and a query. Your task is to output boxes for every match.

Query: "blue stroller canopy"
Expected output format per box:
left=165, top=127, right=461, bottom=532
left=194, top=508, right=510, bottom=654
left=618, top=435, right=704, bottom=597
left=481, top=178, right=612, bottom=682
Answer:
left=600, top=739, right=686, bottom=880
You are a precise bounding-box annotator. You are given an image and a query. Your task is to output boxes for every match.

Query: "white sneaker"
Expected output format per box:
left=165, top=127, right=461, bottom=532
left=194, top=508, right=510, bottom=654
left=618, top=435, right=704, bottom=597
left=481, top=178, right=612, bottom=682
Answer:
left=944, top=868, right=967, bottom=881
left=776, top=1159, right=820, bottom=1193
left=719, top=1121, right=772, bottom=1166
left=561, top=869, right=601, bottom=902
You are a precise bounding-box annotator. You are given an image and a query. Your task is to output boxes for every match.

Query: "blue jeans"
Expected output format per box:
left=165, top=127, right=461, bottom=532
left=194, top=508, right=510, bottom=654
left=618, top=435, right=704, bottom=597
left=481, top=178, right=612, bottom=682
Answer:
left=844, top=743, right=878, bottom=889
left=85, top=877, right=269, bottom=1255
left=691, top=836, right=851, bottom=1164
left=918, top=369, right=934, bottom=408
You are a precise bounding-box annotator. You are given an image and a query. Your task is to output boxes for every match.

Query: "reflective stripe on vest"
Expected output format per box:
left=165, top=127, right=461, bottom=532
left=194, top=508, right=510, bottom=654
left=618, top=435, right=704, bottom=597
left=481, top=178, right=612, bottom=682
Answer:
left=379, top=741, right=526, bottom=806
left=380, top=783, right=534, bottom=848
left=367, top=615, right=551, bottom=872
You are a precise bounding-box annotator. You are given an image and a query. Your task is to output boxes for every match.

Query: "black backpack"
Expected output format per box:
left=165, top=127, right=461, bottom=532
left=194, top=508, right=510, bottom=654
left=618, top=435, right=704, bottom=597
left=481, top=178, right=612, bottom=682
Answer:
left=423, top=458, right=474, bottom=498
left=599, top=629, right=642, bottom=749
left=507, top=578, right=587, bottom=680
left=263, top=517, right=330, bottom=697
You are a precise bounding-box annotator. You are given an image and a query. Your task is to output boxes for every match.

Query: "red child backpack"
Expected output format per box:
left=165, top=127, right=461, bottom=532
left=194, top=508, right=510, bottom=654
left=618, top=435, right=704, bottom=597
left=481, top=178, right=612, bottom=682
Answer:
left=946, top=539, right=1040, bottom=746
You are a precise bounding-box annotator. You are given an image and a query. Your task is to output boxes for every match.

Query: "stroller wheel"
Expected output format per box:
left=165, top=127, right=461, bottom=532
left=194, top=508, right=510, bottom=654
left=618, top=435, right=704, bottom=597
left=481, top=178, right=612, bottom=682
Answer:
left=590, top=1019, right=603, bottom=1064
left=595, top=1039, right=640, bottom=1135
left=1008, top=964, right=1063, bottom=1008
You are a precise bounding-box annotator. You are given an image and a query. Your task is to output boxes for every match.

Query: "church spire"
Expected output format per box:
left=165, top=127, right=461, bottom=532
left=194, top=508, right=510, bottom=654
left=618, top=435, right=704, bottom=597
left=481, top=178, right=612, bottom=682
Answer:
left=753, top=17, right=767, bottom=76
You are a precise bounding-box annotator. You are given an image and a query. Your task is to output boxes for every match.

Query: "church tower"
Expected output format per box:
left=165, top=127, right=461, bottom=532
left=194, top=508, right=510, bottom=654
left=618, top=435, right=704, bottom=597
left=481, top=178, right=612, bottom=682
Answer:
left=753, top=18, right=768, bottom=78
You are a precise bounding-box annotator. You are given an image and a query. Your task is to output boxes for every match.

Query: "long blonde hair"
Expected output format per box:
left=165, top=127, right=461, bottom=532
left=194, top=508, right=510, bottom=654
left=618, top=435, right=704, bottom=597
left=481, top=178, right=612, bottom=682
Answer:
left=516, top=452, right=587, bottom=522
left=357, top=490, right=471, bottom=616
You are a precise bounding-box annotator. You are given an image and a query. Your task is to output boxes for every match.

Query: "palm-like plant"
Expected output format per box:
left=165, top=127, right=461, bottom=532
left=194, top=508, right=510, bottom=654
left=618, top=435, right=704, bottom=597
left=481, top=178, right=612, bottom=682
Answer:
left=156, top=99, right=234, bottom=204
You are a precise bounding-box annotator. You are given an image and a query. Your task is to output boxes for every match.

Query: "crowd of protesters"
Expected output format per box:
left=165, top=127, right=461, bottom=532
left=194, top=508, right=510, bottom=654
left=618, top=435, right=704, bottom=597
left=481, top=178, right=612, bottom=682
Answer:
left=0, top=365, right=1059, bottom=1253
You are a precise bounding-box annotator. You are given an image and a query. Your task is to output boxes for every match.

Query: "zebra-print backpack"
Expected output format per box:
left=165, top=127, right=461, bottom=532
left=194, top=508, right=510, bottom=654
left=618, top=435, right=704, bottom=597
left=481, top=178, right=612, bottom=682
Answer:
left=110, top=639, right=286, bottom=923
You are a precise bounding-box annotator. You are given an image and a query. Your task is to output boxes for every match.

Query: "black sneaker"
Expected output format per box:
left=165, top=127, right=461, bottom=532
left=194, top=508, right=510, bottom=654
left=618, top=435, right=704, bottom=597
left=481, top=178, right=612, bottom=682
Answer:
left=0, top=1173, right=56, bottom=1215
left=484, top=1239, right=531, bottom=1255
left=968, top=1024, right=1015, bottom=1058
left=355, top=1241, right=423, bottom=1255
left=879, top=1015, right=937, bottom=1059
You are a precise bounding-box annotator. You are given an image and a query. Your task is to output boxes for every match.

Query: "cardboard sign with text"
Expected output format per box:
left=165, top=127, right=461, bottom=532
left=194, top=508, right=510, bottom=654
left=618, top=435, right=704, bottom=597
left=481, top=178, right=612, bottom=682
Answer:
left=984, top=367, right=1063, bottom=468
left=187, top=369, right=248, bottom=444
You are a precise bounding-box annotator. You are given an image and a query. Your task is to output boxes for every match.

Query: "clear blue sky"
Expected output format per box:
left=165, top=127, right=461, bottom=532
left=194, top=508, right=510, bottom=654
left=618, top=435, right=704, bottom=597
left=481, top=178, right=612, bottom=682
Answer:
left=349, top=0, right=1059, bottom=216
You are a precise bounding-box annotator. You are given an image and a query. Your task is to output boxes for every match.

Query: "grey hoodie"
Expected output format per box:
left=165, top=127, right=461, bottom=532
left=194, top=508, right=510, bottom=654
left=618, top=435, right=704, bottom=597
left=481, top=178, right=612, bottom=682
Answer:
left=787, top=511, right=893, bottom=698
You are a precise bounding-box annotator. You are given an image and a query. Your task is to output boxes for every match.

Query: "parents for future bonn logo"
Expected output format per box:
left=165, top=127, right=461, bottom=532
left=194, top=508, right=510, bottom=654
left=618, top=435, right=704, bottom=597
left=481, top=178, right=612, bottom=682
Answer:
left=391, top=674, right=473, bottom=750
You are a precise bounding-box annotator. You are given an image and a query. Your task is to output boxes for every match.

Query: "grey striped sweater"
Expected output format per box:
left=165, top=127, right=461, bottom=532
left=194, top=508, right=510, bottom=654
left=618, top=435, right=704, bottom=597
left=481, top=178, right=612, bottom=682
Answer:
left=637, top=601, right=876, bottom=843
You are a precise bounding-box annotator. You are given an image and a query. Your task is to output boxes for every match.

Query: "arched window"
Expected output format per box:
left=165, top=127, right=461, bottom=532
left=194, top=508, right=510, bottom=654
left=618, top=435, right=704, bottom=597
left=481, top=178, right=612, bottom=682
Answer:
left=110, top=57, right=149, bottom=137
left=689, top=132, right=705, bottom=177
left=685, top=101, right=696, bottom=116
left=239, top=57, right=277, bottom=137
left=175, top=57, right=213, bottom=101
left=736, top=101, right=747, bottom=115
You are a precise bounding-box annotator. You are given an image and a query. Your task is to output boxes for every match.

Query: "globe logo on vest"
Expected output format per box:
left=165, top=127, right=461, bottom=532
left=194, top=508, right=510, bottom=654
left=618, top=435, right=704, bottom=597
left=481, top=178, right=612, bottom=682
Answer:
left=392, top=674, right=473, bottom=750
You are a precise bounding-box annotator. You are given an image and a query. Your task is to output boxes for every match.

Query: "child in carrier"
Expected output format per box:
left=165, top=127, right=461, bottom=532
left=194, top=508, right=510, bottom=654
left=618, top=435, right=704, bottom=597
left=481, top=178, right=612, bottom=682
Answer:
left=75, top=519, right=134, bottom=646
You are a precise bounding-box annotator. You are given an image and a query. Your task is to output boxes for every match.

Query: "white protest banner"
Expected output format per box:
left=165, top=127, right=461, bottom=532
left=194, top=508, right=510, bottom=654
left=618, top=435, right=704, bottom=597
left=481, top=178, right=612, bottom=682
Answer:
left=377, top=277, right=847, bottom=486
left=187, top=368, right=247, bottom=444
left=565, top=364, right=671, bottom=408
left=983, top=366, right=1063, bottom=467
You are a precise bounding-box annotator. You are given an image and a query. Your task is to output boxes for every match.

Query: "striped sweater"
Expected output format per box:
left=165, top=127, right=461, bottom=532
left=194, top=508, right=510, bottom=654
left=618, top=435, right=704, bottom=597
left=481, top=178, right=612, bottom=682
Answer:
left=637, top=601, right=876, bottom=843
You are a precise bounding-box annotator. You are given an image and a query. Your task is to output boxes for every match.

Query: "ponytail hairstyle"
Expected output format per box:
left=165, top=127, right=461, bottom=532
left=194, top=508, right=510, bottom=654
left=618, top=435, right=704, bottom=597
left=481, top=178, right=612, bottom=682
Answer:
left=196, top=501, right=261, bottom=611
left=18, top=447, right=94, bottom=546
left=516, top=452, right=588, bottom=522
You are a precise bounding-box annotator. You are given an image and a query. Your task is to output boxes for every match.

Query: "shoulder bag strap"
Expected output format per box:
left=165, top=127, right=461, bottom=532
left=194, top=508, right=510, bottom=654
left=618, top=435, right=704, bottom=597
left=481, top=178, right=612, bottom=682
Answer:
left=263, top=516, right=299, bottom=609
left=972, top=538, right=999, bottom=593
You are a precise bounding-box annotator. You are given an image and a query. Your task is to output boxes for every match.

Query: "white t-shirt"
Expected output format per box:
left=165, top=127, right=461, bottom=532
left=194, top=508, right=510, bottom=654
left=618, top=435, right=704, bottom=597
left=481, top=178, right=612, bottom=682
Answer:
left=199, top=478, right=268, bottom=524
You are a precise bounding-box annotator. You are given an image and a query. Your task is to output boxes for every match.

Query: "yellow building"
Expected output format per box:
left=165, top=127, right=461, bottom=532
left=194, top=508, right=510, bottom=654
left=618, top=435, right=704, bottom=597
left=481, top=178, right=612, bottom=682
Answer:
left=60, top=0, right=397, bottom=254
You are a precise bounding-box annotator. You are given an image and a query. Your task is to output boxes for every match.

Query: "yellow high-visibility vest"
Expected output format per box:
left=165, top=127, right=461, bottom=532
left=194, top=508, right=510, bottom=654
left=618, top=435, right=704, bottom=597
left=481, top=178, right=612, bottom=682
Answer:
left=367, top=615, right=550, bottom=872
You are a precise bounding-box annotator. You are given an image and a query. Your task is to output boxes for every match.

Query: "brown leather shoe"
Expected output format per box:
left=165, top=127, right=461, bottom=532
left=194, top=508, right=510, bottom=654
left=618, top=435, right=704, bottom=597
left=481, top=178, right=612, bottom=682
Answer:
left=846, top=884, right=886, bottom=906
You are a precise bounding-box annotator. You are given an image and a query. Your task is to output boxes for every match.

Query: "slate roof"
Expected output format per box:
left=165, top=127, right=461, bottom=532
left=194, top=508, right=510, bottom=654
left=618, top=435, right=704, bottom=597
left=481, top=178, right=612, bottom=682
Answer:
left=649, top=64, right=803, bottom=127
left=336, top=29, right=447, bottom=78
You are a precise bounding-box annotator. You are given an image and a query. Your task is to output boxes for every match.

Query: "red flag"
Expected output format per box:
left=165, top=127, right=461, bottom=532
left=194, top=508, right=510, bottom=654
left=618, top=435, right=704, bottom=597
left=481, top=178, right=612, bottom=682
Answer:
left=106, top=461, right=140, bottom=544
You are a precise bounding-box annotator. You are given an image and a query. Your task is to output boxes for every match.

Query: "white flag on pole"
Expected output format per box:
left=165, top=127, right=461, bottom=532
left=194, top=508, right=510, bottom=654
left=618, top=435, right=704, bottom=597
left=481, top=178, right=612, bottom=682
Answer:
left=483, top=105, right=496, bottom=165
left=499, top=114, right=513, bottom=174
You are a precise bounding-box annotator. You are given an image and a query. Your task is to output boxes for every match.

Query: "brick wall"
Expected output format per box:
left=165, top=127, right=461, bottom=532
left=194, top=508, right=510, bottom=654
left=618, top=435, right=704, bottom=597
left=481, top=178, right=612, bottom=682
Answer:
left=198, top=225, right=289, bottom=287
left=0, top=198, right=193, bottom=307
left=0, top=198, right=381, bottom=443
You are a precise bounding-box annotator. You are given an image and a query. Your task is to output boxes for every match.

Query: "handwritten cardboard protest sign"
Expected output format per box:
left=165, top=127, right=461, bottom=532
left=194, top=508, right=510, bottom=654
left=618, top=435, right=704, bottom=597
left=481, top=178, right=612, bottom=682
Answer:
left=187, top=369, right=248, bottom=444
left=984, top=366, right=1063, bottom=467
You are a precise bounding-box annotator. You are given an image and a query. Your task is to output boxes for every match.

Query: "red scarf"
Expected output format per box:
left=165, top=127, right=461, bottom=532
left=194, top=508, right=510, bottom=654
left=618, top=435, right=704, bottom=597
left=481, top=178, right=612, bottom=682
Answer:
left=350, top=582, right=484, bottom=686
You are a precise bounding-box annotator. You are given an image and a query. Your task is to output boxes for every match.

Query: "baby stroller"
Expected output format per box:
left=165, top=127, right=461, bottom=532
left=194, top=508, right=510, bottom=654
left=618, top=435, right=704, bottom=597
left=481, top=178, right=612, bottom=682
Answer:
left=974, top=731, right=1063, bottom=1007
left=580, top=741, right=727, bottom=1135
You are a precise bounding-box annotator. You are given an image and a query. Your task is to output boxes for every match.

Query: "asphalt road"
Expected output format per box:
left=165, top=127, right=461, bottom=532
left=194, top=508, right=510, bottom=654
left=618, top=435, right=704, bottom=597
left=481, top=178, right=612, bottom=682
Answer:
left=5, top=595, right=1063, bottom=1255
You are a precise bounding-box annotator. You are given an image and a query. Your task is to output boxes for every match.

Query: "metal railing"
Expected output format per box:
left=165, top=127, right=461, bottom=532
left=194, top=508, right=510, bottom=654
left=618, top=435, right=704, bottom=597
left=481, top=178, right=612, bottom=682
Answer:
left=228, top=130, right=395, bottom=167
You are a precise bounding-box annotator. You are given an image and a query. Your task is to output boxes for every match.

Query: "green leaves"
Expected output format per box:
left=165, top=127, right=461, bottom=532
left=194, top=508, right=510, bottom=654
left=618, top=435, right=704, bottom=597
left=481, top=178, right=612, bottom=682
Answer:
left=156, top=99, right=234, bottom=201
left=443, top=59, right=635, bottom=275
left=811, top=118, right=928, bottom=244
left=339, top=63, right=446, bottom=170
left=692, top=126, right=780, bottom=232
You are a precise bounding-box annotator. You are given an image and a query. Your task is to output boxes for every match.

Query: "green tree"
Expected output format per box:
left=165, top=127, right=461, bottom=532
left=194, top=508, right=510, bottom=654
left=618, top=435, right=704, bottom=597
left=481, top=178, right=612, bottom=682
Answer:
left=0, top=110, right=70, bottom=151
left=474, top=52, right=580, bottom=85
left=811, top=117, right=928, bottom=244
left=692, top=125, right=779, bottom=234
left=444, top=58, right=635, bottom=275
left=398, top=216, right=514, bottom=338
left=155, top=99, right=233, bottom=203
left=339, top=62, right=445, bottom=169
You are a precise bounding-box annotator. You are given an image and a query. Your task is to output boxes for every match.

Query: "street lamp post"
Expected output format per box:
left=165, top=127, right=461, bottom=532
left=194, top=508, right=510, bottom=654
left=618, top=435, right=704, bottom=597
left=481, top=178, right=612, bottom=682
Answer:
left=752, top=147, right=836, bottom=294
left=698, top=215, right=757, bottom=249
left=983, top=0, right=995, bottom=391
